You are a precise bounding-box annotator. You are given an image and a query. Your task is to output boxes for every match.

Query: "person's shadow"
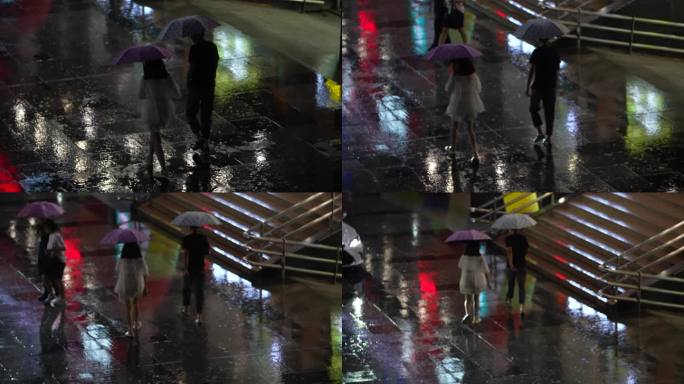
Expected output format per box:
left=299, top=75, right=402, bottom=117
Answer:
left=186, top=152, right=212, bottom=192
left=40, top=305, right=66, bottom=354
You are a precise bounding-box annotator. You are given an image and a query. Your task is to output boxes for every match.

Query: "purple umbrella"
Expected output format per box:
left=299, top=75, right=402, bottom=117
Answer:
left=426, top=44, right=483, bottom=61
left=17, top=201, right=64, bottom=218
left=112, top=45, right=173, bottom=65
left=445, top=229, right=491, bottom=243
left=100, top=228, right=150, bottom=245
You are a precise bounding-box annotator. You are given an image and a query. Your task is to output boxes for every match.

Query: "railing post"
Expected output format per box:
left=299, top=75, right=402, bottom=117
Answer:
left=577, top=8, right=582, bottom=50
left=281, top=238, right=287, bottom=281
left=629, top=16, right=636, bottom=54
left=333, top=247, right=340, bottom=284
left=637, top=271, right=642, bottom=316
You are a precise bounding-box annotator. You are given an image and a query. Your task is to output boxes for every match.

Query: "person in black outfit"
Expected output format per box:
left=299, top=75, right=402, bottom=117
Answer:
left=430, top=0, right=450, bottom=49
left=186, top=32, right=219, bottom=149
left=526, top=38, right=561, bottom=146
left=505, top=229, right=529, bottom=317
left=36, top=220, right=53, bottom=303
left=181, top=226, right=210, bottom=324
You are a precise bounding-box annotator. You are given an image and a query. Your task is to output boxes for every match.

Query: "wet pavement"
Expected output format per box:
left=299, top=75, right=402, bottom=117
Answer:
left=0, top=194, right=341, bottom=383
left=341, top=1, right=684, bottom=192
left=0, top=0, right=340, bottom=192
left=342, top=193, right=684, bottom=383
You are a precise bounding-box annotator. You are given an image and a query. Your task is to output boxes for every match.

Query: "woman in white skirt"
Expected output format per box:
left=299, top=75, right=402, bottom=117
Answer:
left=458, top=241, right=490, bottom=324
left=139, top=59, right=181, bottom=178
left=114, top=242, right=149, bottom=336
left=445, top=58, right=485, bottom=166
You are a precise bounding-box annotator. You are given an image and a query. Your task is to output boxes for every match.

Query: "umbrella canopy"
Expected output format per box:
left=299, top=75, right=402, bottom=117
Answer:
left=514, top=18, right=570, bottom=43
left=158, top=15, right=220, bottom=41
left=171, top=211, right=221, bottom=227
left=492, top=214, right=537, bottom=230
left=426, top=43, right=482, bottom=61
left=112, top=44, right=173, bottom=65
left=17, top=201, right=64, bottom=218
left=446, top=229, right=491, bottom=243
left=100, top=228, right=150, bottom=245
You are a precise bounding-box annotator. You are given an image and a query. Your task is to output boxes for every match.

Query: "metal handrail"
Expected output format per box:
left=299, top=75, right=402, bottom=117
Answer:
left=243, top=193, right=341, bottom=257
left=599, top=268, right=684, bottom=310
left=244, top=234, right=342, bottom=282
left=542, top=6, right=684, bottom=54
left=601, top=221, right=684, bottom=270
left=245, top=192, right=326, bottom=235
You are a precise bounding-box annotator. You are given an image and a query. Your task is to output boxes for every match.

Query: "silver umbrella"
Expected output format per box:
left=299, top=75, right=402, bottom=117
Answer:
left=171, top=211, right=221, bottom=227
left=492, top=214, right=537, bottom=230
left=514, top=18, right=570, bottom=43
left=158, top=15, right=221, bottom=41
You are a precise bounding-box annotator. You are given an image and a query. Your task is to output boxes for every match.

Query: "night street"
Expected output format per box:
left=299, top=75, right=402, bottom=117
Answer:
left=0, top=0, right=341, bottom=192
left=342, top=0, right=684, bottom=192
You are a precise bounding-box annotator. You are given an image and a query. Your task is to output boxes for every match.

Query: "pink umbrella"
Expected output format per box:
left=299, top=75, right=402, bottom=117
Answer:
left=112, top=45, right=173, bottom=65
left=17, top=201, right=64, bottom=218
left=445, top=229, right=490, bottom=243
left=426, top=44, right=483, bottom=61
left=100, top=228, right=150, bottom=245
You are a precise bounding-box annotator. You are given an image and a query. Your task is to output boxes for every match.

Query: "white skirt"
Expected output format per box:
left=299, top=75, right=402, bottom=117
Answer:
left=445, top=73, right=485, bottom=122
left=458, top=254, right=489, bottom=295
left=114, top=258, right=149, bottom=302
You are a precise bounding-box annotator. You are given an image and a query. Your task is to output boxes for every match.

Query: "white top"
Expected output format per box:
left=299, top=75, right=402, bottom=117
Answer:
left=445, top=72, right=485, bottom=122
left=47, top=232, right=66, bottom=263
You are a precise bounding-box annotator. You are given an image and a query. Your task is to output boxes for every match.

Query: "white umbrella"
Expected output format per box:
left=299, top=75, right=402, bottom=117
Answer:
left=158, top=15, right=220, bottom=41
left=492, top=214, right=537, bottom=230
left=514, top=18, right=570, bottom=43
left=171, top=211, right=221, bottom=227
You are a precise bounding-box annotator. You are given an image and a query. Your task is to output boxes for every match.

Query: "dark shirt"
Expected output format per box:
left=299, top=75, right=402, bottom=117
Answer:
left=187, top=40, right=219, bottom=88
left=38, top=233, right=49, bottom=262
left=505, top=233, right=529, bottom=269
left=529, top=45, right=560, bottom=90
left=182, top=233, right=210, bottom=273
left=435, top=0, right=448, bottom=17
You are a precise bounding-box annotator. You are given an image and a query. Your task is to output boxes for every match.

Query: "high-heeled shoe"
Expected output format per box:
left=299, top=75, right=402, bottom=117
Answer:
left=470, top=155, right=480, bottom=167
left=461, top=314, right=470, bottom=324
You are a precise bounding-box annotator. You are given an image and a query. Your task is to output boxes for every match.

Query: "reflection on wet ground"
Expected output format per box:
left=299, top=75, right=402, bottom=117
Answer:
left=0, top=195, right=341, bottom=383
left=0, top=0, right=340, bottom=192
left=342, top=194, right=684, bottom=383
left=341, top=0, right=684, bottom=192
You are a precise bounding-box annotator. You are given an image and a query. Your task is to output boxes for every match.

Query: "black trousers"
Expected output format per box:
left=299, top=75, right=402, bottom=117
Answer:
left=506, top=267, right=526, bottom=304
left=529, top=88, right=557, bottom=136
left=431, top=16, right=450, bottom=48
left=186, top=85, right=215, bottom=140
left=183, top=271, right=204, bottom=313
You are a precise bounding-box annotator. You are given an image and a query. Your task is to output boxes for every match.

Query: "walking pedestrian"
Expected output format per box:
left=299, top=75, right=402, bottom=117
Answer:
left=186, top=32, right=219, bottom=150
left=445, top=58, right=484, bottom=165
left=36, top=219, right=53, bottom=303
left=505, top=229, right=529, bottom=317
left=139, top=59, right=181, bottom=178
left=526, top=38, right=560, bottom=146
left=430, top=0, right=450, bottom=49
left=439, top=0, right=468, bottom=45
left=458, top=242, right=490, bottom=324
left=45, top=219, right=66, bottom=307
left=181, top=226, right=210, bottom=325
left=114, top=242, right=149, bottom=337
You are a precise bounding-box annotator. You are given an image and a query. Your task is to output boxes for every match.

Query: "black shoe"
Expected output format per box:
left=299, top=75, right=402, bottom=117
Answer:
left=461, top=314, right=470, bottom=324
left=543, top=136, right=552, bottom=147
left=470, top=156, right=479, bottom=167
left=38, top=291, right=49, bottom=302
left=534, top=134, right=545, bottom=144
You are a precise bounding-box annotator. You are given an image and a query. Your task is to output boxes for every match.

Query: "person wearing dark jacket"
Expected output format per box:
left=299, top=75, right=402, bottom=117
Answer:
left=181, top=226, right=210, bottom=325
left=526, top=38, right=561, bottom=146
left=505, top=229, right=529, bottom=317
left=186, top=32, right=219, bottom=149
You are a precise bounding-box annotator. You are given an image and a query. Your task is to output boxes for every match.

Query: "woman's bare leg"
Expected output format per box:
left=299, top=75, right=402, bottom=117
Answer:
left=473, top=294, right=480, bottom=322
left=465, top=118, right=479, bottom=158
left=151, top=132, right=166, bottom=176
left=125, top=300, right=133, bottom=332
left=439, top=28, right=449, bottom=45
left=133, top=298, right=140, bottom=329
left=459, top=28, right=468, bottom=43
left=450, top=120, right=460, bottom=152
